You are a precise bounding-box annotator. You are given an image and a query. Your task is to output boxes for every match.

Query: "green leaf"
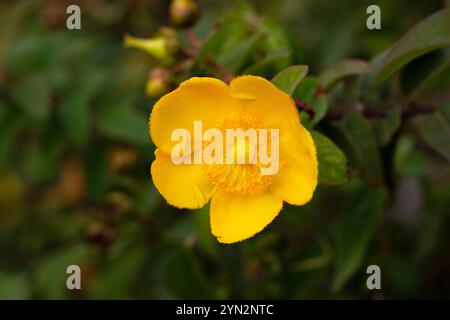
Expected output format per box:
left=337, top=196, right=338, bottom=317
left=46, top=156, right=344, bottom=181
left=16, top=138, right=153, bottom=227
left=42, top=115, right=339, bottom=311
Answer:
left=0, top=100, right=7, bottom=121
left=196, top=16, right=247, bottom=65
left=285, top=29, right=305, bottom=64
left=193, top=206, right=218, bottom=257
left=259, top=19, right=292, bottom=70
left=394, top=135, right=428, bottom=178
left=86, top=145, right=111, bottom=201
left=165, top=218, right=195, bottom=243
left=374, top=8, right=450, bottom=85
left=20, top=137, right=64, bottom=183
left=271, top=65, right=308, bottom=95
left=243, top=51, right=290, bottom=75
left=314, top=96, right=329, bottom=122
left=221, top=32, right=263, bottom=74
left=416, top=193, right=446, bottom=260
left=34, top=244, right=88, bottom=299
left=307, top=95, right=328, bottom=129
left=97, top=97, right=149, bottom=146
left=312, top=131, right=348, bottom=185
left=0, top=272, right=31, bottom=299
left=294, top=77, right=329, bottom=128
left=10, top=75, right=50, bottom=120
left=0, top=1, right=36, bottom=63
left=383, top=256, right=419, bottom=296
left=5, top=32, right=92, bottom=77
left=374, top=106, right=401, bottom=146
left=332, top=187, right=387, bottom=291
left=60, top=97, right=90, bottom=147
left=88, top=245, right=147, bottom=299
left=59, top=71, right=106, bottom=146
left=409, top=56, right=450, bottom=101
left=0, top=112, right=24, bottom=163
left=334, top=112, right=383, bottom=185
left=293, top=77, right=319, bottom=102
left=419, top=104, right=450, bottom=161
left=319, top=59, right=369, bottom=91
left=393, top=135, right=414, bottom=172
left=164, top=247, right=211, bottom=299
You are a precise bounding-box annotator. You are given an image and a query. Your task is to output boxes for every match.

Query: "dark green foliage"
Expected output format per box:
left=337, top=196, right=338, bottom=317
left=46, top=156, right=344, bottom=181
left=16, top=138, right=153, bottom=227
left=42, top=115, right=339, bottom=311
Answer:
left=0, top=0, right=449, bottom=300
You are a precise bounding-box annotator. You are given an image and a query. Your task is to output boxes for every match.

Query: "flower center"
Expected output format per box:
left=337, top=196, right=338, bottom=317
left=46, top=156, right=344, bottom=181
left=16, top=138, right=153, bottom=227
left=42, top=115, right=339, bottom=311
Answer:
left=202, top=113, right=274, bottom=195
left=226, top=138, right=257, bottom=164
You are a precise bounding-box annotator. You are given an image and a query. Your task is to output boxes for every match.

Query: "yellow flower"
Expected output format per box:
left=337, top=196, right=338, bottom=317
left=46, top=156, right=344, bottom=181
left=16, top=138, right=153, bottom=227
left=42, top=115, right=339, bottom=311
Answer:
left=149, top=76, right=318, bottom=244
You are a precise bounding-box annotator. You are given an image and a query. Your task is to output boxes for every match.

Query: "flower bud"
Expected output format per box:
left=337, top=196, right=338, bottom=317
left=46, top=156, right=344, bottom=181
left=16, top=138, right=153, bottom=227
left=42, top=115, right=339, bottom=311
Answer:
left=107, top=145, right=138, bottom=172
left=102, top=191, right=133, bottom=223
left=58, top=158, right=86, bottom=204
left=157, top=27, right=180, bottom=57
left=124, top=27, right=179, bottom=64
left=169, top=0, right=200, bottom=28
left=146, top=67, right=172, bottom=97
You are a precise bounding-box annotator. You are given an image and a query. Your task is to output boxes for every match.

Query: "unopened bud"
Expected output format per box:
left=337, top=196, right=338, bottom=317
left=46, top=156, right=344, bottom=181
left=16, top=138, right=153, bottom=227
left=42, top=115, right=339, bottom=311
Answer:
left=169, top=0, right=200, bottom=28
left=103, top=191, right=133, bottom=223
left=107, top=145, right=138, bottom=172
left=58, top=158, right=86, bottom=204
left=157, top=27, right=180, bottom=57
left=124, top=27, right=179, bottom=64
left=146, top=67, right=172, bottom=97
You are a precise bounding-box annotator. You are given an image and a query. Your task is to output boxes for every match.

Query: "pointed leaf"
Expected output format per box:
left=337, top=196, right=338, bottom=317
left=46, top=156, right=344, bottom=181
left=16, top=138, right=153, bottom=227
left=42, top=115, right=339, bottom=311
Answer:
left=294, top=77, right=329, bottom=128
left=272, top=65, right=308, bottom=95
left=419, top=103, right=450, bottom=161
left=409, top=56, right=450, bottom=101
left=165, top=248, right=211, bottom=299
left=59, top=71, right=106, bottom=146
left=312, top=131, right=348, bottom=185
left=10, top=75, right=50, bottom=120
left=374, top=9, right=450, bottom=85
left=374, top=106, right=401, bottom=146
left=332, top=187, right=387, bottom=291
left=334, top=112, right=383, bottom=185
left=319, top=59, right=369, bottom=91
left=97, top=98, right=149, bottom=146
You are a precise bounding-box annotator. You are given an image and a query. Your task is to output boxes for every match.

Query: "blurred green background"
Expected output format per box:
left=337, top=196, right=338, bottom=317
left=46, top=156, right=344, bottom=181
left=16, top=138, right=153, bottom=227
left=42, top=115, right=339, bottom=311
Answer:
left=0, top=0, right=449, bottom=299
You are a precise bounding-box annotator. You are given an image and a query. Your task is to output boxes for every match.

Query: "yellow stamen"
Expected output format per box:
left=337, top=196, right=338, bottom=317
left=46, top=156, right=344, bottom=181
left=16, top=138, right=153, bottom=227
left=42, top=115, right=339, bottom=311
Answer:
left=203, top=113, right=274, bottom=195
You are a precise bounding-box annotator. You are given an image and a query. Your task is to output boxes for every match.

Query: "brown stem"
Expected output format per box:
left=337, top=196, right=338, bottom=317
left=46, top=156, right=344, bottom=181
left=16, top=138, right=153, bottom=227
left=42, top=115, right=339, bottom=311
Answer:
left=204, top=55, right=234, bottom=83
left=295, top=99, right=437, bottom=121
left=183, top=29, right=234, bottom=83
left=295, top=99, right=315, bottom=118
left=186, top=28, right=201, bottom=51
left=183, top=29, right=436, bottom=121
left=401, top=103, right=436, bottom=119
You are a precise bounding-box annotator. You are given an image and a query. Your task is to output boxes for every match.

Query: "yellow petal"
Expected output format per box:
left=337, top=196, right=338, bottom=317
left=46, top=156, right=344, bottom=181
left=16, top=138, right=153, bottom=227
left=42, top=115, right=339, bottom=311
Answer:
left=150, top=77, right=242, bottom=154
left=210, top=189, right=282, bottom=243
left=151, top=149, right=214, bottom=209
left=229, top=75, right=299, bottom=128
left=270, top=122, right=318, bottom=205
